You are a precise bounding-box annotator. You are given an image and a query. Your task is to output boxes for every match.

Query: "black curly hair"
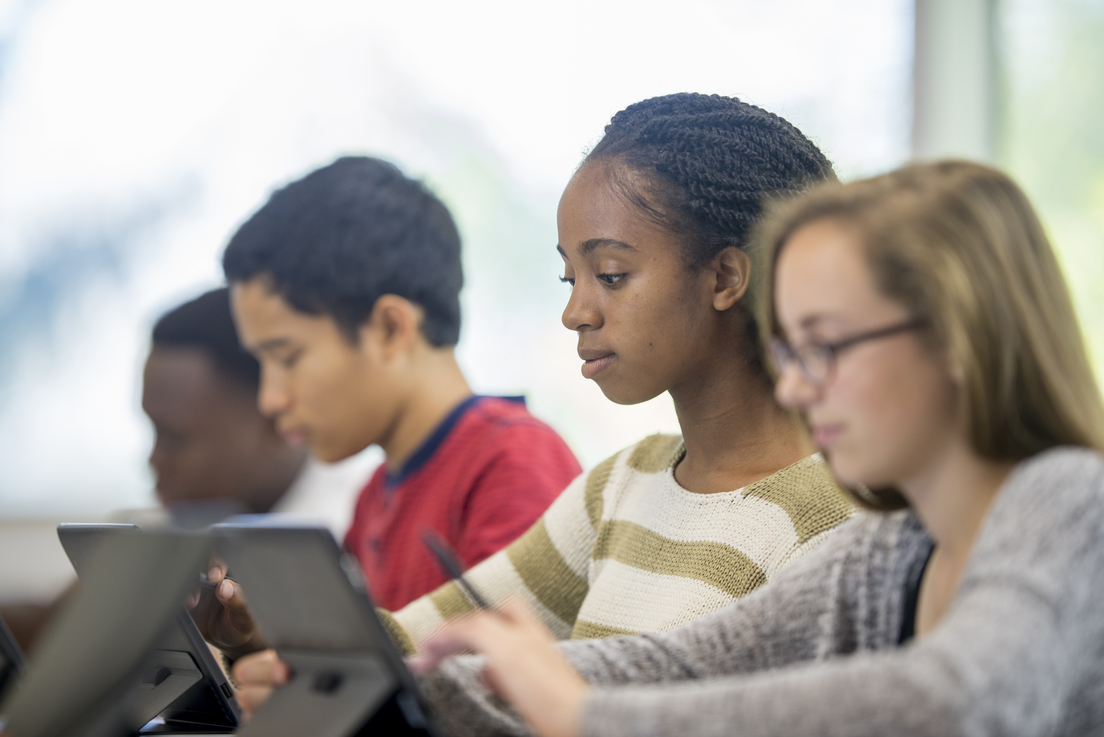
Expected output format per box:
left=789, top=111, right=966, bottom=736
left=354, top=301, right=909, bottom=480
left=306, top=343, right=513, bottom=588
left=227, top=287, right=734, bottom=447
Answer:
left=583, top=93, right=837, bottom=268
left=222, top=156, right=463, bottom=346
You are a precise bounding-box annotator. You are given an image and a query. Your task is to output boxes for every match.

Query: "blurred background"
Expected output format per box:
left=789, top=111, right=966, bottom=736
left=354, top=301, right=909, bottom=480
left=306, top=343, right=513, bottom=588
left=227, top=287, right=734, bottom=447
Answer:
left=0, top=0, right=1101, bottom=602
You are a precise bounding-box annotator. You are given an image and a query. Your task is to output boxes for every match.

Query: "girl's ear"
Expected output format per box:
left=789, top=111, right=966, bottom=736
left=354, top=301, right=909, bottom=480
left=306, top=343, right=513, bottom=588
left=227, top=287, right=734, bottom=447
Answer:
left=713, top=247, right=752, bottom=311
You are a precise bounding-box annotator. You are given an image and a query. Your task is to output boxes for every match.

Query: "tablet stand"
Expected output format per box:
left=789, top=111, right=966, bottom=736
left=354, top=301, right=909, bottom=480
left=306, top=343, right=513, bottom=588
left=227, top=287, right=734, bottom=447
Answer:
left=129, top=650, right=203, bottom=726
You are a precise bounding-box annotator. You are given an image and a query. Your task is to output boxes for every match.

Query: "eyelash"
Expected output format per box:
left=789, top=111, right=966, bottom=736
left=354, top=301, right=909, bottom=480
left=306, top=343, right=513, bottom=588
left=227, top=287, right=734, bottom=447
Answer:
left=558, top=273, right=625, bottom=287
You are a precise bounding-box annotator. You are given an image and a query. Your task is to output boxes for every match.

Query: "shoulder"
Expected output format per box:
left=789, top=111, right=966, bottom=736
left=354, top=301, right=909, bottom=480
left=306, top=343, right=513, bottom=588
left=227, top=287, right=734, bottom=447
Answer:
left=574, top=434, right=683, bottom=526
left=462, top=396, right=549, bottom=430
left=983, top=446, right=1104, bottom=542
left=456, top=397, right=575, bottom=451
left=742, top=456, right=856, bottom=544
left=802, top=508, right=926, bottom=567
left=586, top=433, right=684, bottom=487
left=1004, top=445, right=1104, bottom=495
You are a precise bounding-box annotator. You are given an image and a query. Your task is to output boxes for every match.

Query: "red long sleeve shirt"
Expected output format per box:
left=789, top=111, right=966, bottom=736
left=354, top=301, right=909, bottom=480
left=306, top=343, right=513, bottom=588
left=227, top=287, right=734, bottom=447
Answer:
left=343, top=396, right=581, bottom=611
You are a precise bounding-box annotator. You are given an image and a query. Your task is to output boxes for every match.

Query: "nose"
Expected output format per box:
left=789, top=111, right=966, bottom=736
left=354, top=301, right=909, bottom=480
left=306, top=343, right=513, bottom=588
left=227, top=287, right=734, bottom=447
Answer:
left=257, top=366, right=291, bottom=418
left=561, top=282, right=602, bottom=333
left=774, top=363, right=821, bottom=410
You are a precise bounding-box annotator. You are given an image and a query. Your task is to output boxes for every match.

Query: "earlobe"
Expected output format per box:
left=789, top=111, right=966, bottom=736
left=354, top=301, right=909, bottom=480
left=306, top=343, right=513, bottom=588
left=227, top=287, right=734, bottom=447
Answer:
left=713, top=247, right=752, bottom=311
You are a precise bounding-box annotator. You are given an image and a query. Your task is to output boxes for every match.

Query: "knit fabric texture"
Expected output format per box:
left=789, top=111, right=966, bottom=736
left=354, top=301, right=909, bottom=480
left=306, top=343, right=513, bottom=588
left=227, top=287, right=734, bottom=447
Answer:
left=421, top=446, right=1104, bottom=737
left=383, top=434, right=854, bottom=653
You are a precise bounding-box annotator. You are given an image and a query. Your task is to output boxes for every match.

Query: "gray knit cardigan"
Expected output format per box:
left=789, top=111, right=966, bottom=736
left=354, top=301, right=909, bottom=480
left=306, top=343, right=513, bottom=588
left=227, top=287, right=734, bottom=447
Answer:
left=420, top=446, right=1104, bottom=737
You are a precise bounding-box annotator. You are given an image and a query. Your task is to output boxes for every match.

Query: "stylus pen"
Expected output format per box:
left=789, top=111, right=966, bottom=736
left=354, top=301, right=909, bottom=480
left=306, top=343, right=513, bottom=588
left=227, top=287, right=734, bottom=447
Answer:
left=421, top=530, right=493, bottom=610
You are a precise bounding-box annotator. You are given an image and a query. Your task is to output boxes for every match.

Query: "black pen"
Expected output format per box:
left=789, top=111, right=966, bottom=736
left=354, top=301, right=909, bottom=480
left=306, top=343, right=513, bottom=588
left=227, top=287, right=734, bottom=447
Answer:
left=421, top=529, right=493, bottom=610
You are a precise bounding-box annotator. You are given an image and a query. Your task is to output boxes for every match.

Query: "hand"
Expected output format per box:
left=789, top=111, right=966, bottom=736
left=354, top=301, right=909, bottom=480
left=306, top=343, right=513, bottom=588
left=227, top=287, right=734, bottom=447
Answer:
left=411, top=600, right=589, bottom=737
left=187, top=559, right=267, bottom=659
left=231, top=648, right=290, bottom=720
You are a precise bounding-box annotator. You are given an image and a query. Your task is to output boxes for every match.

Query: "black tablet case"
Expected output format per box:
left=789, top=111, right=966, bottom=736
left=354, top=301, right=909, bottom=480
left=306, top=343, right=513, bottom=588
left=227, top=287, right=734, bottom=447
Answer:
left=0, top=532, right=214, bottom=737
left=220, top=525, right=446, bottom=737
left=56, top=523, right=241, bottom=733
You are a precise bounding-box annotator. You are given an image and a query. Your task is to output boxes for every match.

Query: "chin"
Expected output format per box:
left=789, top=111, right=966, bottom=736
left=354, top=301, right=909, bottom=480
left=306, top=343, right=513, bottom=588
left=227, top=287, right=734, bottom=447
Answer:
left=826, top=452, right=896, bottom=492
left=595, top=380, right=664, bottom=407
left=310, top=440, right=370, bottom=465
left=823, top=450, right=864, bottom=488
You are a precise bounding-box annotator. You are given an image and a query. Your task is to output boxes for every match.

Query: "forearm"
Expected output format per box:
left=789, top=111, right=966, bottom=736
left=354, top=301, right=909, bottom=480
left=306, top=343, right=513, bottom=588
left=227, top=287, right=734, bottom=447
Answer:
left=580, top=587, right=1073, bottom=737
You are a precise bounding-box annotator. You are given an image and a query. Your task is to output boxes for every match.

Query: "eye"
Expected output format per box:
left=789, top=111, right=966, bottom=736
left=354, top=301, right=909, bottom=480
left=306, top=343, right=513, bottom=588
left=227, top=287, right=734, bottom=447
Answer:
left=276, top=350, right=302, bottom=369
left=597, top=273, right=626, bottom=286
left=559, top=275, right=575, bottom=287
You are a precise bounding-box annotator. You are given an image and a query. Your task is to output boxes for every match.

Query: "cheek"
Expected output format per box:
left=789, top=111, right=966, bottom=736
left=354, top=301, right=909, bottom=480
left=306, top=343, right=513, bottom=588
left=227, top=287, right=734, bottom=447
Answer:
left=833, top=352, right=959, bottom=481
left=627, top=277, right=710, bottom=352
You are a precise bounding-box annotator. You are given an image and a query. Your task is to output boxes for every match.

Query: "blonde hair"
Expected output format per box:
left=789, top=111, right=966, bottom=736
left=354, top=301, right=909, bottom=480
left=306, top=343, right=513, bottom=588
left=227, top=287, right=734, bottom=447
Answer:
left=754, top=160, right=1104, bottom=510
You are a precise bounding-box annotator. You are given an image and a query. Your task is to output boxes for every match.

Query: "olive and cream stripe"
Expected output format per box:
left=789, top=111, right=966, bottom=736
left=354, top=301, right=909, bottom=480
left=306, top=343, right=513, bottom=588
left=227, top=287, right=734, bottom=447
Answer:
left=380, top=434, right=853, bottom=655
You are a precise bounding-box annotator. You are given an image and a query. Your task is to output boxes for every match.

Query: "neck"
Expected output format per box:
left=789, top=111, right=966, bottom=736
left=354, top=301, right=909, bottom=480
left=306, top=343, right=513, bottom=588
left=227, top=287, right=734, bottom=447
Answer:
left=899, top=443, right=1016, bottom=560
left=670, top=354, right=814, bottom=495
left=381, top=347, right=473, bottom=473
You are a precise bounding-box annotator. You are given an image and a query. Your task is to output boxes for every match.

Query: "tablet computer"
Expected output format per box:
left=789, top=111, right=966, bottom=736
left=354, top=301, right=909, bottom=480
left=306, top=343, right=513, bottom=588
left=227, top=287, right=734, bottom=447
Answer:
left=219, top=524, right=445, bottom=737
left=1, top=532, right=215, bottom=737
left=57, top=523, right=241, bottom=733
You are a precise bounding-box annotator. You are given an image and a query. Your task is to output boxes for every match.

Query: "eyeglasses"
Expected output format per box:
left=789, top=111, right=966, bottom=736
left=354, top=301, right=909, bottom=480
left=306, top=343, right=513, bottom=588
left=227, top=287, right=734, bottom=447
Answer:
left=769, top=319, right=924, bottom=387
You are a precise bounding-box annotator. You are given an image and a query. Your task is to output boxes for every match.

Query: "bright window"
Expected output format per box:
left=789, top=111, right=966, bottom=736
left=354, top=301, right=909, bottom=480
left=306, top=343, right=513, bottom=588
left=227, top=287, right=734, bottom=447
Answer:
left=0, top=0, right=912, bottom=514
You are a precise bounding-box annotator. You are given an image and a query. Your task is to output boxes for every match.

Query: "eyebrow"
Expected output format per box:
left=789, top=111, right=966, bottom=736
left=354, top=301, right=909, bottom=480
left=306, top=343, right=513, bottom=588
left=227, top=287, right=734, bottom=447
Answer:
left=798, top=314, right=853, bottom=332
left=557, top=238, right=638, bottom=257
left=250, top=337, right=292, bottom=354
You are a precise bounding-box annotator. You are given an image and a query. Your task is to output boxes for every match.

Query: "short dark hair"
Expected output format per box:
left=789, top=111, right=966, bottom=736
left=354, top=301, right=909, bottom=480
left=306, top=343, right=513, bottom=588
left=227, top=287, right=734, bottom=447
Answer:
left=585, top=93, right=837, bottom=268
left=151, top=287, right=260, bottom=390
left=222, top=156, right=463, bottom=345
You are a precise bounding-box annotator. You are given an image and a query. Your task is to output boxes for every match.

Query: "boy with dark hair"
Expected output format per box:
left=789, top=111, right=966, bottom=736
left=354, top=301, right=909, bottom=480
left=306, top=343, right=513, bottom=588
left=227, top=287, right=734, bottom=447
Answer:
left=146, top=287, right=368, bottom=534
left=146, top=287, right=306, bottom=515
left=218, top=156, right=580, bottom=618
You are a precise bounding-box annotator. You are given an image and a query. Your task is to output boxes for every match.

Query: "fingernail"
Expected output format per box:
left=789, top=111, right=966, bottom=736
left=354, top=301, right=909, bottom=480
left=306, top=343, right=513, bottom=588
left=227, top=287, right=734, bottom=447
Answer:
left=275, top=662, right=290, bottom=685
left=208, top=566, right=221, bottom=582
left=219, top=580, right=234, bottom=600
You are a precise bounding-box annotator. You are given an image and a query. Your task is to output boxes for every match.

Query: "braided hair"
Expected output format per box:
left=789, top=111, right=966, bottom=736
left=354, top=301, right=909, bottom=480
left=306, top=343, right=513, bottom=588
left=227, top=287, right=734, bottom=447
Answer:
left=584, top=93, right=836, bottom=267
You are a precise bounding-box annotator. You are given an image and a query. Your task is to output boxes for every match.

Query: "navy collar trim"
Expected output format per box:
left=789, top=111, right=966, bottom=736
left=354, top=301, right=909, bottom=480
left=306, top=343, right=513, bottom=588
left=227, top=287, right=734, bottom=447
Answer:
left=385, top=395, right=525, bottom=489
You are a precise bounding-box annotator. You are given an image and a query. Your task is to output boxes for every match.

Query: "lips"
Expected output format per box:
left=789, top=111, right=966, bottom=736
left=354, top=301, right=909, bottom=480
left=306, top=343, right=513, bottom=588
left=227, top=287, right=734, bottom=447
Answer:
left=811, top=424, right=843, bottom=449
left=280, top=426, right=308, bottom=447
left=578, top=349, right=616, bottom=380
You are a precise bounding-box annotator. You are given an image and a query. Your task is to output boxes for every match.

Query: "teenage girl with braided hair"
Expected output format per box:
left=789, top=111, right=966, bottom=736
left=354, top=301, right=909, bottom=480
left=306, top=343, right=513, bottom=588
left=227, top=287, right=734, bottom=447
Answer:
left=230, top=93, right=854, bottom=714
left=415, top=162, right=1104, bottom=737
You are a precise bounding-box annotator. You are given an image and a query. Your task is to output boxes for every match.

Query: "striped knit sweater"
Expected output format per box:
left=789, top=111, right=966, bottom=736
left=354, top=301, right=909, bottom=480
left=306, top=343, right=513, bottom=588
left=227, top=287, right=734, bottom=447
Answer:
left=380, top=434, right=853, bottom=655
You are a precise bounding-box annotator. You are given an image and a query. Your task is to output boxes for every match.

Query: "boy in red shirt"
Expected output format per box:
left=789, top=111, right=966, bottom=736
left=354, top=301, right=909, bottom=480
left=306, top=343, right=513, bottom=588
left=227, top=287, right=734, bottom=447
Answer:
left=204, top=157, right=579, bottom=652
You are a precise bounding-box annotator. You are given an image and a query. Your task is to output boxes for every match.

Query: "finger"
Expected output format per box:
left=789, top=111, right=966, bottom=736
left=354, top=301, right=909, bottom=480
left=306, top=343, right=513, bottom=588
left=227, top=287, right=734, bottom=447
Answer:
left=216, top=578, right=249, bottom=611
left=497, top=599, right=557, bottom=642
left=232, top=649, right=290, bottom=688
left=207, top=555, right=228, bottom=585
left=418, top=613, right=510, bottom=668
left=235, top=684, right=274, bottom=721
left=412, top=631, right=478, bottom=672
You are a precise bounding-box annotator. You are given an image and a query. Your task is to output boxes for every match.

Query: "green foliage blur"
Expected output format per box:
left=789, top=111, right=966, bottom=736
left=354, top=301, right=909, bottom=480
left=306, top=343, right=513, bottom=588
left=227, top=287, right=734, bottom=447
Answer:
left=999, top=0, right=1104, bottom=381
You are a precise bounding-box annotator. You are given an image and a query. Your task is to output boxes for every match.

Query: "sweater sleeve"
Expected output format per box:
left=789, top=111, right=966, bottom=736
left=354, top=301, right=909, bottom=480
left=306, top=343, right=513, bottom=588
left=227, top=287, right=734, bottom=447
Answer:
left=388, top=453, right=616, bottom=654
left=417, top=512, right=897, bottom=737
left=580, top=447, right=1104, bottom=737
